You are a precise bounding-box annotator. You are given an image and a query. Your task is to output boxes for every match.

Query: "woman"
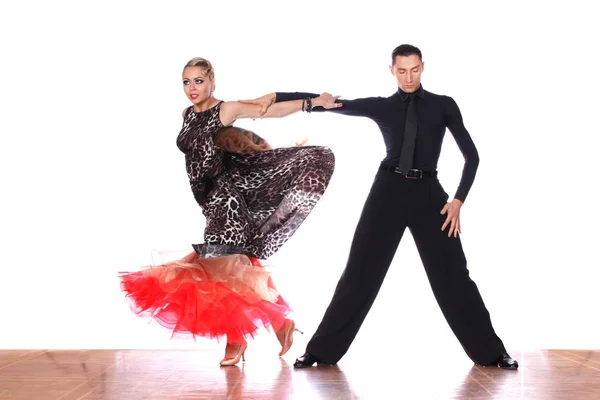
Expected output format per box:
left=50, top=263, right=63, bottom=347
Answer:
left=119, top=57, right=337, bottom=366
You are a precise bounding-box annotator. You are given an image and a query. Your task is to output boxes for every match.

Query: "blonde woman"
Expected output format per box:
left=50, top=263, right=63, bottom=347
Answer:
left=120, top=58, right=338, bottom=366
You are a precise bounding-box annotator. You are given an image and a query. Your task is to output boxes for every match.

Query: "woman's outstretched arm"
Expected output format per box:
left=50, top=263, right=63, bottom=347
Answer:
left=219, top=93, right=340, bottom=126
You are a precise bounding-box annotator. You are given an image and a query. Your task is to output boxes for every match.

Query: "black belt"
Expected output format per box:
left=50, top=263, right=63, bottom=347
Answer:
left=379, top=164, right=437, bottom=179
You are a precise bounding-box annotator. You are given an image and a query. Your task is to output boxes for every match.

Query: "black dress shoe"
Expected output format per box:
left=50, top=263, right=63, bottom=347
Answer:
left=477, top=352, right=519, bottom=370
left=293, top=352, right=334, bottom=368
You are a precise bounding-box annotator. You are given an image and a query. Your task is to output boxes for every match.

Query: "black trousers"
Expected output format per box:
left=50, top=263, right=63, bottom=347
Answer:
left=306, top=168, right=506, bottom=365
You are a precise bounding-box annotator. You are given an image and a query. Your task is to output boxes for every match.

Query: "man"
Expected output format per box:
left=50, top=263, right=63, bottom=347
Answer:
left=245, top=44, right=518, bottom=370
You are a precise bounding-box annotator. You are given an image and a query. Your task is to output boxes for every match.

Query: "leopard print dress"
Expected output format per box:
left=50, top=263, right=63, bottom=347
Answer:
left=176, top=102, right=335, bottom=260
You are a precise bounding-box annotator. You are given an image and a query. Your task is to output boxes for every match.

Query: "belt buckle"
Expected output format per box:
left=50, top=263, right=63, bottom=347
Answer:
left=405, top=169, right=422, bottom=179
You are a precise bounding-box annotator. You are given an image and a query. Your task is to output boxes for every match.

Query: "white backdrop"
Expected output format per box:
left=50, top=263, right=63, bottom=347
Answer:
left=1, top=0, right=598, bottom=356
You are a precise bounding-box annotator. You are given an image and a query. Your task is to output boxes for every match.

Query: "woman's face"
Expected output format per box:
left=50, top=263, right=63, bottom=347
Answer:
left=182, top=66, right=214, bottom=105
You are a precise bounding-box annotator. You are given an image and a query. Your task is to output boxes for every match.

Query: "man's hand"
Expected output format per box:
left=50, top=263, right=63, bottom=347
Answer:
left=440, top=199, right=463, bottom=238
left=238, top=93, right=276, bottom=116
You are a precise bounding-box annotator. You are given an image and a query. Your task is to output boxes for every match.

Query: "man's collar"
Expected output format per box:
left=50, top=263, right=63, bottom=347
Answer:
left=396, top=85, right=425, bottom=100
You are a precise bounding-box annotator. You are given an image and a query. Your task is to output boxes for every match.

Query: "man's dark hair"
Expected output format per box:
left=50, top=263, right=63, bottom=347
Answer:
left=391, top=44, right=422, bottom=63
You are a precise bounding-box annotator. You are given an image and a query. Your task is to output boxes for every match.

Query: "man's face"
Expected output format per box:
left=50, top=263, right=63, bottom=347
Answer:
left=390, top=55, right=424, bottom=93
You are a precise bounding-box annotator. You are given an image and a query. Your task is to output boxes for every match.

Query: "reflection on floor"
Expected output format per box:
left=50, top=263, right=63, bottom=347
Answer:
left=1, top=349, right=599, bottom=399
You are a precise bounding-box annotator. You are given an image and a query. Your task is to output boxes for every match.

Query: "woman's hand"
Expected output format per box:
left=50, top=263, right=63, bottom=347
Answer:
left=313, top=92, right=341, bottom=109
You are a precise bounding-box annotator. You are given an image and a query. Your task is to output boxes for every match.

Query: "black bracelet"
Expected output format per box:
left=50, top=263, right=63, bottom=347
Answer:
left=302, top=99, right=306, bottom=112
left=306, top=97, right=313, bottom=113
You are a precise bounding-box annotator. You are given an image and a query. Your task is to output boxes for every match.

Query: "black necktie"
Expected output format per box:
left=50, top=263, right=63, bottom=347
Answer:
left=398, top=94, right=417, bottom=173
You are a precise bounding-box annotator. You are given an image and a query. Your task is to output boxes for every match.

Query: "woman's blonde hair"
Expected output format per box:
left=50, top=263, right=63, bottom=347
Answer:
left=184, top=57, right=215, bottom=81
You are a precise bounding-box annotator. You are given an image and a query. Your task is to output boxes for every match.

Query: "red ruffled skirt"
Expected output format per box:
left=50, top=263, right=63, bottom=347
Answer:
left=119, top=252, right=291, bottom=344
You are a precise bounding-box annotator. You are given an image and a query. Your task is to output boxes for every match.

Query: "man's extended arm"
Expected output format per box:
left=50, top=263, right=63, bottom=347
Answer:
left=275, top=92, right=379, bottom=119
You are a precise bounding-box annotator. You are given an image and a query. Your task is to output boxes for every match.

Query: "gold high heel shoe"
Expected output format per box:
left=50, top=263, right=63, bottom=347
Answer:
left=220, top=342, right=247, bottom=366
left=276, top=319, right=304, bottom=357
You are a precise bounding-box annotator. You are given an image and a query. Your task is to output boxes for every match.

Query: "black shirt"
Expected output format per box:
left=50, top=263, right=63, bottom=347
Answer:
left=275, top=86, right=479, bottom=202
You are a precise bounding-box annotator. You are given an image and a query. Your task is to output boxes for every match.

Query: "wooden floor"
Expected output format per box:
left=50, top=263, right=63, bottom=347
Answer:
left=0, top=349, right=599, bottom=399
